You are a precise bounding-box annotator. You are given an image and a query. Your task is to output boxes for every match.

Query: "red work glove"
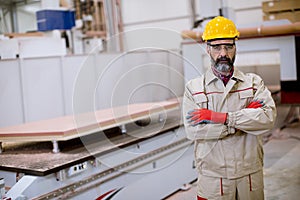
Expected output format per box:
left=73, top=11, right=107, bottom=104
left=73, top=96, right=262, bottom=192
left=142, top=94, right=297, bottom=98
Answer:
left=187, top=108, right=227, bottom=126
left=246, top=100, right=264, bottom=109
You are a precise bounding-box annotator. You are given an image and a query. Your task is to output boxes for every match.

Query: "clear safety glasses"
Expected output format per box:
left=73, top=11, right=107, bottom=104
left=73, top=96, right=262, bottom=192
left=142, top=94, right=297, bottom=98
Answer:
left=208, top=43, right=236, bottom=53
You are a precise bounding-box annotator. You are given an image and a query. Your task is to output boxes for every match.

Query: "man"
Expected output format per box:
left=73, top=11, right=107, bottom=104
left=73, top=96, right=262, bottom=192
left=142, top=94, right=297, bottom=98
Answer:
left=183, top=16, right=277, bottom=200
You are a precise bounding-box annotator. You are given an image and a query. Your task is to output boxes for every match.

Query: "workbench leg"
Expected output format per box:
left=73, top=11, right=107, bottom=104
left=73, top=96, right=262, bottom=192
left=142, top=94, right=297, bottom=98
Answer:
left=0, top=142, right=2, bottom=154
left=120, top=124, right=127, bottom=134
left=52, top=141, right=60, bottom=153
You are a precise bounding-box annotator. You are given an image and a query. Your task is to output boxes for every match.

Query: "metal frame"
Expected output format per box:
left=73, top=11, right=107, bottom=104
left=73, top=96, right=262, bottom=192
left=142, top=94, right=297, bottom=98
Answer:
left=2, top=126, right=197, bottom=200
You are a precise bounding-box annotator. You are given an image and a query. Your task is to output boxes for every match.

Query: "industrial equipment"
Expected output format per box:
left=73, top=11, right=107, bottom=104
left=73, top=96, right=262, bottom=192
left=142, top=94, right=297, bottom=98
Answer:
left=0, top=99, right=197, bottom=199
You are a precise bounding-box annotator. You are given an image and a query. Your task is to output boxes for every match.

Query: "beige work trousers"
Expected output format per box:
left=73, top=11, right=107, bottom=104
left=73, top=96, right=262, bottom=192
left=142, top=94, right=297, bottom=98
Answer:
left=197, top=170, right=264, bottom=200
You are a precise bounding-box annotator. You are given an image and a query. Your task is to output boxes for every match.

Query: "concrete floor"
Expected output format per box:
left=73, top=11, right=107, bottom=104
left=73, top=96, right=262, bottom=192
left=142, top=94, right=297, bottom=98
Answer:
left=166, top=122, right=300, bottom=200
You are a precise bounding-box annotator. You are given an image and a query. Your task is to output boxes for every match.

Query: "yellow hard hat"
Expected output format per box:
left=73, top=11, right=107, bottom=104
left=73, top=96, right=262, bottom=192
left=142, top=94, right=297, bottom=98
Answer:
left=202, top=16, right=240, bottom=41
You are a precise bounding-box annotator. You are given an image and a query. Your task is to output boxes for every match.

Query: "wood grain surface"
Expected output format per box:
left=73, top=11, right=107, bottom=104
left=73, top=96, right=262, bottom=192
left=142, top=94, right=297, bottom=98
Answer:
left=0, top=100, right=179, bottom=142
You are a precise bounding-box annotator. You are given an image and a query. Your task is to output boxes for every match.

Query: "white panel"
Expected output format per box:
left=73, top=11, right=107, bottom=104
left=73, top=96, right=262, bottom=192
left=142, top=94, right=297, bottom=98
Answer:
left=235, top=9, right=263, bottom=26
left=41, top=0, right=59, bottom=8
left=119, top=52, right=154, bottom=103
left=124, top=18, right=191, bottom=34
left=17, top=6, right=38, bottom=33
left=197, top=0, right=220, bottom=18
left=122, top=0, right=189, bottom=23
left=197, top=0, right=264, bottom=27
left=70, top=54, right=98, bottom=114
left=182, top=41, right=207, bottom=82
left=236, top=37, right=280, bottom=52
left=236, top=36, right=296, bottom=81
left=279, top=36, right=297, bottom=81
left=21, top=57, right=64, bottom=122
left=18, top=38, right=66, bottom=58
left=0, top=60, right=24, bottom=127
left=95, top=53, right=125, bottom=109
left=166, top=50, right=185, bottom=97
left=62, top=55, right=91, bottom=115
left=96, top=51, right=152, bottom=108
left=126, top=51, right=170, bottom=102
left=95, top=51, right=177, bottom=110
left=0, top=39, right=19, bottom=60
left=235, top=51, right=280, bottom=67
left=227, top=0, right=262, bottom=10
left=123, top=23, right=188, bottom=52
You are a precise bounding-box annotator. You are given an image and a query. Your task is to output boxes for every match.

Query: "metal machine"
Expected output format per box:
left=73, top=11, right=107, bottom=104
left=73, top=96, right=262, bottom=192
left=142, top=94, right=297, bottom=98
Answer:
left=0, top=100, right=197, bottom=199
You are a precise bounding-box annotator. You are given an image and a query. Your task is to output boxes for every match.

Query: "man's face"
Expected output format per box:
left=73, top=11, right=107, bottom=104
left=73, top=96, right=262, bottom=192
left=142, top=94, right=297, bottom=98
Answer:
left=206, top=39, right=236, bottom=74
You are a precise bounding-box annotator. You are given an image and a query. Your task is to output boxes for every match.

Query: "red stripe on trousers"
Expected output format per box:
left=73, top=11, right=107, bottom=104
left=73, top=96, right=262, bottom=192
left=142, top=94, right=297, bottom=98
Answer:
left=249, top=174, right=252, bottom=191
left=220, top=177, right=224, bottom=195
left=197, top=196, right=207, bottom=200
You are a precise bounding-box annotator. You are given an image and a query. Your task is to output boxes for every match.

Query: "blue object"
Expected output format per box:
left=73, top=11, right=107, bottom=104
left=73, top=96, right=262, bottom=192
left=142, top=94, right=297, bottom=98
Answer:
left=36, top=9, right=75, bottom=31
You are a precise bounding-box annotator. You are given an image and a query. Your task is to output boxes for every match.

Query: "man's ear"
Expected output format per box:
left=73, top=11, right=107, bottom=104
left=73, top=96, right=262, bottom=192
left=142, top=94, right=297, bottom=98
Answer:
left=206, top=45, right=210, bottom=54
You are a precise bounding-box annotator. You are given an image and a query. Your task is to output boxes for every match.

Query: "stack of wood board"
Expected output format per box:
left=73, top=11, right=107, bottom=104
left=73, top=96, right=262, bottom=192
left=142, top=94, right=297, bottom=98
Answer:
left=0, top=100, right=180, bottom=142
left=262, top=0, right=300, bottom=23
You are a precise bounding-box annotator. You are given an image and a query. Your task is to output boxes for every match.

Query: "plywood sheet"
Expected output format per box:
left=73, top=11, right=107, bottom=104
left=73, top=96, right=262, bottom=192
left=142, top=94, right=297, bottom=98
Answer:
left=0, top=100, right=179, bottom=142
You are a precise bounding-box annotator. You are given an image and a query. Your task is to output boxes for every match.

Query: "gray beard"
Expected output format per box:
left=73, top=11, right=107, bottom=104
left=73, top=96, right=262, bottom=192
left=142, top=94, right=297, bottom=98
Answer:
left=215, top=63, right=232, bottom=73
left=210, top=55, right=235, bottom=76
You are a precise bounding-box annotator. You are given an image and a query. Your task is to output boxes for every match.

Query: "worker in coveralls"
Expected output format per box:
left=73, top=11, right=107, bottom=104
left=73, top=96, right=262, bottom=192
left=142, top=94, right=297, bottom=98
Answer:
left=183, top=16, right=277, bottom=200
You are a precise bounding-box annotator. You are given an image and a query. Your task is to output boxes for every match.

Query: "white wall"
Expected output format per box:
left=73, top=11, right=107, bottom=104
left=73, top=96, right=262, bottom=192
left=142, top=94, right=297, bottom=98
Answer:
left=120, top=0, right=267, bottom=50
left=227, top=0, right=264, bottom=27
left=0, top=51, right=184, bottom=127
left=195, top=0, right=265, bottom=27
left=197, top=0, right=221, bottom=19
left=17, top=4, right=40, bottom=33
left=121, top=0, right=193, bottom=50
left=13, top=0, right=267, bottom=46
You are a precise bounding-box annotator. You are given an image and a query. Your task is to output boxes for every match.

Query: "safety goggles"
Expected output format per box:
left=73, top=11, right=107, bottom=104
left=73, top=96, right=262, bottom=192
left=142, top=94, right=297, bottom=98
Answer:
left=208, top=43, right=236, bottom=53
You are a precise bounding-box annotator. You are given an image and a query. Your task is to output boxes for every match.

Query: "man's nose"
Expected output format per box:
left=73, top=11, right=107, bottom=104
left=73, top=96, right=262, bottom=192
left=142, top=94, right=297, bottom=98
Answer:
left=219, top=47, right=228, bottom=56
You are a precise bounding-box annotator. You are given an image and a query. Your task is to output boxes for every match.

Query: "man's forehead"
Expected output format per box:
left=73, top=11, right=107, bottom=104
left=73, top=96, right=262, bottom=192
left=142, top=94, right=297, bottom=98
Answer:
left=208, top=39, right=235, bottom=45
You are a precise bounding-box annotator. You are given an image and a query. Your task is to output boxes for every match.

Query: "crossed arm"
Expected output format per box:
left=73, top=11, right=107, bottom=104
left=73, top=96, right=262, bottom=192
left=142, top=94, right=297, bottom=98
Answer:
left=183, top=83, right=276, bottom=140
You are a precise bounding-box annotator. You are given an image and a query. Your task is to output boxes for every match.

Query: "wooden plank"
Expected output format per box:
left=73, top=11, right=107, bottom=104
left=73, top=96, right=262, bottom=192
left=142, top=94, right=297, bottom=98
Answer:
left=264, top=10, right=300, bottom=23
left=0, top=100, right=179, bottom=142
left=85, top=30, right=106, bottom=38
left=4, top=32, right=44, bottom=38
left=181, top=22, right=300, bottom=40
left=262, top=0, right=300, bottom=13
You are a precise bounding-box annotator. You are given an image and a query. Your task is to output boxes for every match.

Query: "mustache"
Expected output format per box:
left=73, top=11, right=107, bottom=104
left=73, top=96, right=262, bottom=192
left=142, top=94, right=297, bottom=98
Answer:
left=216, top=56, right=232, bottom=64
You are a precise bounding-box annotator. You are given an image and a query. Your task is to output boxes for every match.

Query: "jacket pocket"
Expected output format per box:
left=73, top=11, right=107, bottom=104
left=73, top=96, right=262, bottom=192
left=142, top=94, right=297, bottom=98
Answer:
left=193, top=93, right=208, bottom=108
left=238, top=89, right=253, bottom=99
left=238, top=89, right=254, bottom=107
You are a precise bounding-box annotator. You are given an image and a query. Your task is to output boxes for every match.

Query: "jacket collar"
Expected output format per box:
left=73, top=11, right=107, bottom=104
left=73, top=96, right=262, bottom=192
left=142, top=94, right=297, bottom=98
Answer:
left=231, top=68, right=245, bottom=82
left=205, top=67, right=245, bottom=86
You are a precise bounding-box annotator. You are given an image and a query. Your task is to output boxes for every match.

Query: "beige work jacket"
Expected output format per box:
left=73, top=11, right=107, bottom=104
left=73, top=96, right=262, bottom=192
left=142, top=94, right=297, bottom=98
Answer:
left=183, top=67, right=276, bottom=179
